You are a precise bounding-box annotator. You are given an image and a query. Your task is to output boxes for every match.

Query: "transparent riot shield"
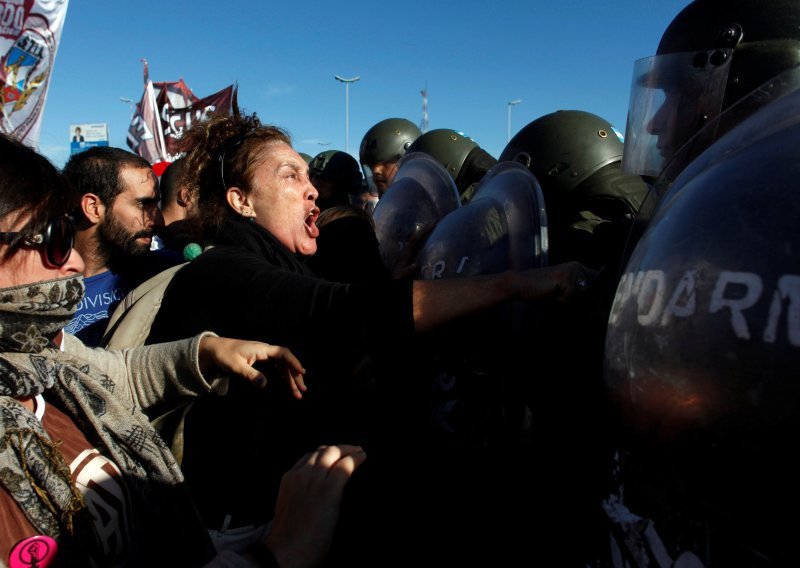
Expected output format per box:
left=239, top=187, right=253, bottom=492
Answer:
left=411, top=160, right=550, bottom=460
left=372, top=152, right=461, bottom=274
left=622, top=66, right=800, bottom=269
left=414, top=160, right=548, bottom=279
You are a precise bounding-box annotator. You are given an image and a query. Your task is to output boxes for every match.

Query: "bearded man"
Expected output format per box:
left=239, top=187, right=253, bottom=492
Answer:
left=63, top=146, right=177, bottom=345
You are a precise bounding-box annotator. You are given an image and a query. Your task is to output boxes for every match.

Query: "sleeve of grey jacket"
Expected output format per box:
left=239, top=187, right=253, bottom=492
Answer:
left=62, top=331, right=228, bottom=413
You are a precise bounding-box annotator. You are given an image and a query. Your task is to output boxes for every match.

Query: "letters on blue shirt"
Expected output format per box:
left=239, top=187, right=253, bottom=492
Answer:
left=65, top=271, right=129, bottom=346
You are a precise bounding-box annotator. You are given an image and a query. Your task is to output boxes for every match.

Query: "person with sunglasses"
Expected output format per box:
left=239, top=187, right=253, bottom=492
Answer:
left=0, top=133, right=366, bottom=567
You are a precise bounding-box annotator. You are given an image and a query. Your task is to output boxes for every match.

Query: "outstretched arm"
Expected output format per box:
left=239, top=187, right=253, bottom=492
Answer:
left=63, top=333, right=307, bottom=413
left=411, top=261, right=596, bottom=333
left=198, top=336, right=307, bottom=399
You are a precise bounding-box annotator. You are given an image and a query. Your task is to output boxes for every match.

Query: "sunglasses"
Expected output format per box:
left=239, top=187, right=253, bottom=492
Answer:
left=217, top=133, right=248, bottom=192
left=0, top=215, right=76, bottom=267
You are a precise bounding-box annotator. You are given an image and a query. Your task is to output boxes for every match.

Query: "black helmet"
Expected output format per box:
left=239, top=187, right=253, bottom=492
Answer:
left=500, top=110, right=647, bottom=268
left=622, top=0, right=800, bottom=179
left=359, top=118, right=421, bottom=167
left=308, top=150, right=336, bottom=177
left=308, top=150, right=362, bottom=189
left=407, top=129, right=478, bottom=182
left=308, top=149, right=363, bottom=211
left=605, top=77, right=800, bottom=566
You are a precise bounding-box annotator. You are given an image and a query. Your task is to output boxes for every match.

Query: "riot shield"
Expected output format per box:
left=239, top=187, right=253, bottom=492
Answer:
left=372, top=152, right=461, bottom=274
left=414, top=160, right=548, bottom=280
left=411, top=161, right=550, bottom=462
left=622, top=65, right=800, bottom=270
left=605, top=73, right=800, bottom=566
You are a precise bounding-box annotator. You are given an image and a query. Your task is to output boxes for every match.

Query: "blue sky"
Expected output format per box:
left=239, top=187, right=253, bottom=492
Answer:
left=38, top=0, right=689, bottom=168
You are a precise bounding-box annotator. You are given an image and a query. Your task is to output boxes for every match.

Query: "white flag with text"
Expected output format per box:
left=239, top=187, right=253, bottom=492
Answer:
left=1, top=0, right=69, bottom=148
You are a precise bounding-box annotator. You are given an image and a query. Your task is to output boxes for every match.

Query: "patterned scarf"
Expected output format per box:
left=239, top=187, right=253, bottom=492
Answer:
left=0, top=276, right=211, bottom=565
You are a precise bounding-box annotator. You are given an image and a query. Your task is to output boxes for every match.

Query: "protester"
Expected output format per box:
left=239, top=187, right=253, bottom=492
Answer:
left=0, top=133, right=363, bottom=567
left=131, top=110, right=594, bottom=562
left=62, top=147, right=180, bottom=346
left=154, top=156, right=203, bottom=260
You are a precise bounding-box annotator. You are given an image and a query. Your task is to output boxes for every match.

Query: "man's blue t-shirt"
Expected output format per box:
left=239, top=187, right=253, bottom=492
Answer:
left=65, top=271, right=129, bottom=346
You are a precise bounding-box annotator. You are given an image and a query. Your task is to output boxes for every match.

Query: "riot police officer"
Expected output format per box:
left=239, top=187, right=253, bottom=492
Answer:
left=307, top=149, right=364, bottom=212
left=604, top=1, right=800, bottom=565
left=500, top=110, right=648, bottom=270
left=406, top=128, right=498, bottom=203
left=358, top=117, right=421, bottom=196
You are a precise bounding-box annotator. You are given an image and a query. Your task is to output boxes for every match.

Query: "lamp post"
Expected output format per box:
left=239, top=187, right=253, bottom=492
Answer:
left=507, top=99, right=522, bottom=142
left=119, top=97, right=135, bottom=120
left=334, top=75, right=360, bottom=154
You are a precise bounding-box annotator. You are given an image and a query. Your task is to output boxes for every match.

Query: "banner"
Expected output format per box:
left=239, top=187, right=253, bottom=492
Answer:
left=160, top=83, right=235, bottom=158
left=126, top=67, right=236, bottom=163
left=70, top=121, right=107, bottom=156
left=0, top=0, right=69, bottom=148
left=126, top=80, right=166, bottom=164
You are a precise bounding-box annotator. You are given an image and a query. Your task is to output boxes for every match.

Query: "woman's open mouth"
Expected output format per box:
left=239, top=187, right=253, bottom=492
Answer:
left=305, top=207, right=320, bottom=238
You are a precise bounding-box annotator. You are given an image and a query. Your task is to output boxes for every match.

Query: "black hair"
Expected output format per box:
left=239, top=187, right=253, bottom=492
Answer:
left=159, top=156, right=187, bottom=208
left=63, top=145, right=153, bottom=208
left=0, top=133, right=76, bottom=259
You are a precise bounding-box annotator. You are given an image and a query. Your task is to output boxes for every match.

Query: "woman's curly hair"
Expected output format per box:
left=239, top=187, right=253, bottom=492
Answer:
left=176, top=109, right=292, bottom=241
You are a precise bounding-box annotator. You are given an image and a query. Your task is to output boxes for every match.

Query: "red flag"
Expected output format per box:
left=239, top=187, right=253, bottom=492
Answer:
left=153, top=78, right=197, bottom=111
left=160, top=84, right=236, bottom=158
left=126, top=63, right=236, bottom=163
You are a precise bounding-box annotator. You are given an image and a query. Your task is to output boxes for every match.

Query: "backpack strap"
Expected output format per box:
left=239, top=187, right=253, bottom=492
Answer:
left=101, top=262, right=188, bottom=349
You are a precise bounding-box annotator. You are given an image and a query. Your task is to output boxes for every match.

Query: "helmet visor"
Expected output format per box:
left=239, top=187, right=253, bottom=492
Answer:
left=622, top=50, right=733, bottom=178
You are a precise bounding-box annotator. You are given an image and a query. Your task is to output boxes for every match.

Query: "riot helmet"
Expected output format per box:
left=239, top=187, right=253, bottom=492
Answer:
left=359, top=118, right=422, bottom=196
left=605, top=72, right=800, bottom=566
left=407, top=128, right=498, bottom=200
left=309, top=150, right=362, bottom=190
left=407, top=128, right=477, bottom=182
left=308, top=150, right=337, bottom=178
left=501, top=110, right=625, bottom=195
left=500, top=110, right=648, bottom=268
left=622, top=0, right=800, bottom=180
left=308, top=149, right=364, bottom=211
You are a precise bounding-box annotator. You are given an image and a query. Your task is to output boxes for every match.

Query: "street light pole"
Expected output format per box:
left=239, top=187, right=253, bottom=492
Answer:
left=334, top=75, right=360, bottom=154
left=120, top=97, right=135, bottom=120
left=507, top=99, right=522, bottom=142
